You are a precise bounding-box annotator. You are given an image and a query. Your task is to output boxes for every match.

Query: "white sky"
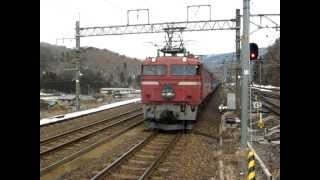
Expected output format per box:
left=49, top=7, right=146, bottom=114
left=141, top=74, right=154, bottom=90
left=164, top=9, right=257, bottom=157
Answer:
left=40, top=0, right=280, bottom=59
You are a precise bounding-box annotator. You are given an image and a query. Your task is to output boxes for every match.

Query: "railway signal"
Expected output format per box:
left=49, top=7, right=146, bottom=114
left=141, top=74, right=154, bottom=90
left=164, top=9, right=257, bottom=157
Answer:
left=250, top=43, right=259, bottom=60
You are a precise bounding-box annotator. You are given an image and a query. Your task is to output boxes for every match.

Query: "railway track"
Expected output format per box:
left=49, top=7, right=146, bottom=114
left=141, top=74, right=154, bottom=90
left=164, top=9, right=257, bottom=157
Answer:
left=40, top=108, right=144, bottom=176
left=252, top=89, right=280, bottom=116
left=254, top=89, right=280, bottom=99
left=248, top=142, right=280, bottom=179
left=90, top=132, right=181, bottom=180
left=259, top=96, right=280, bottom=116
left=40, top=107, right=142, bottom=150
left=249, top=88, right=280, bottom=179
left=40, top=103, right=142, bottom=140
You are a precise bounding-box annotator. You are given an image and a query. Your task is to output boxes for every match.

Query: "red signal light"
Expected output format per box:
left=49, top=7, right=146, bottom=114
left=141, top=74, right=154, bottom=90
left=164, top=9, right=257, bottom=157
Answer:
left=250, top=43, right=259, bottom=60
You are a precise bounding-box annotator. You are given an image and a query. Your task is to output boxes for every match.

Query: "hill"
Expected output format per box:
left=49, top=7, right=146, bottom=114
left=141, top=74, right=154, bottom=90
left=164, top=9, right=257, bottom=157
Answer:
left=255, top=38, right=280, bottom=86
left=40, top=42, right=142, bottom=94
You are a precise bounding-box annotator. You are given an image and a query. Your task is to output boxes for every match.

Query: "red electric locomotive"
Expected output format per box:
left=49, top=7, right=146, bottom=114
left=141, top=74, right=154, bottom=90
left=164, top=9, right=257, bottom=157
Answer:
left=141, top=27, right=219, bottom=130
left=141, top=52, right=219, bottom=130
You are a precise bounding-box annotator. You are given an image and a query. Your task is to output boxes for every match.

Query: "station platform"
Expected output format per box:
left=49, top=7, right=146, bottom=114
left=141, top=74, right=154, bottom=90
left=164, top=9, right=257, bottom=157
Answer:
left=40, top=98, right=141, bottom=126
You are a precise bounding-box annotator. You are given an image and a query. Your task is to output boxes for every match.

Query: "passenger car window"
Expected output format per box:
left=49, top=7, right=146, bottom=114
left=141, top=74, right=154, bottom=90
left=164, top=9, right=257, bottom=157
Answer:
left=170, top=64, right=199, bottom=75
left=142, top=65, right=166, bottom=75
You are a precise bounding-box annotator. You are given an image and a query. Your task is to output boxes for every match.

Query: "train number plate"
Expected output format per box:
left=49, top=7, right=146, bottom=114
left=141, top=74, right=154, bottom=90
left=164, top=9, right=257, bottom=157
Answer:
left=253, top=101, right=262, bottom=109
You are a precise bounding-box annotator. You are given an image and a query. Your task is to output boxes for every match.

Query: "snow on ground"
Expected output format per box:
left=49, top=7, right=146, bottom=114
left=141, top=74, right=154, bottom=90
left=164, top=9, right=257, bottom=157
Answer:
left=40, top=98, right=141, bottom=126
left=40, top=96, right=59, bottom=101
left=251, top=87, right=273, bottom=92
left=252, top=83, right=280, bottom=90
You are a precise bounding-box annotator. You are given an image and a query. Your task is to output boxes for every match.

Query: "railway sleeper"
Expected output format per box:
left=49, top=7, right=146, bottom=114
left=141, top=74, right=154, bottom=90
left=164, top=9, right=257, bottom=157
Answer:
left=152, top=137, right=172, bottom=140
left=149, top=142, right=171, bottom=146
left=150, top=176, right=165, bottom=180
left=121, top=165, right=146, bottom=171
left=157, top=167, right=170, bottom=173
left=160, top=161, right=173, bottom=167
left=145, top=145, right=166, bottom=151
left=140, top=149, right=160, bottom=155
left=165, top=155, right=179, bottom=161
left=152, top=168, right=172, bottom=178
left=133, top=157, right=156, bottom=163
left=135, top=154, right=157, bottom=159
left=128, top=159, right=151, bottom=165
left=152, top=138, right=173, bottom=142
left=117, top=166, right=147, bottom=176
left=111, top=173, right=140, bottom=180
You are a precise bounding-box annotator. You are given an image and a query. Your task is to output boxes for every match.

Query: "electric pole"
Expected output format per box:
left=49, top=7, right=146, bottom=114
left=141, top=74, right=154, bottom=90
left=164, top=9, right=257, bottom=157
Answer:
left=235, top=9, right=241, bottom=111
left=75, top=21, right=81, bottom=111
left=239, top=0, right=251, bottom=178
left=240, top=0, right=250, bottom=148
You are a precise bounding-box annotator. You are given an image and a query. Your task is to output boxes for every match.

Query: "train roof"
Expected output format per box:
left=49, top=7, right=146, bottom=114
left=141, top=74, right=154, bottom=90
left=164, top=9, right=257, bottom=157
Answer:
left=143, top=56, right=201, bottom=65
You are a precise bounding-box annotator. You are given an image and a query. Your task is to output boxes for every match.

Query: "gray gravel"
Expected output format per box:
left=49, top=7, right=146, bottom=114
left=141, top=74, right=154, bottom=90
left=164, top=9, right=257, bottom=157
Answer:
left=150, top=87, right=243, bottom=180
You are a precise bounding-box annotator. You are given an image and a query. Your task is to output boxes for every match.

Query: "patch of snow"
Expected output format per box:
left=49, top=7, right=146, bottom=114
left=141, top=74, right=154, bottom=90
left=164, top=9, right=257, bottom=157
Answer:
left=40, top=98, right=141, bottom=126
left=251, top=87, right=273, bottom=92
left=40, top=96, right=59, bottom=101
left=252, top=83, right=280, bottom=90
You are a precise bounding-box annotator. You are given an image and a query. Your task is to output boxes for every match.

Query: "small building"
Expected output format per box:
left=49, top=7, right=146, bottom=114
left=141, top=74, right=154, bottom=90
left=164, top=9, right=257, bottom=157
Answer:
left=100, top=88, right=137, bottom=98
left=57, top=95, right=76, bottom=105
left=80, top=95, right=96, bottom=103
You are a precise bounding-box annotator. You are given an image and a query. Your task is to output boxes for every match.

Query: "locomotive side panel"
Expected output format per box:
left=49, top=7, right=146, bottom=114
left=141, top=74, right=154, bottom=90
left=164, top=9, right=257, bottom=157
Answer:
left=200, top=67, right=214, bottom=100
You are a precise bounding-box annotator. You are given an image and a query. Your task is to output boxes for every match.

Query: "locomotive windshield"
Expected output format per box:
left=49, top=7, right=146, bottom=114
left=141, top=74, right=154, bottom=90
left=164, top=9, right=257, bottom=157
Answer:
left=170, top=64, right=200, bottom=75
left=142, top=65, right=166, bottom=75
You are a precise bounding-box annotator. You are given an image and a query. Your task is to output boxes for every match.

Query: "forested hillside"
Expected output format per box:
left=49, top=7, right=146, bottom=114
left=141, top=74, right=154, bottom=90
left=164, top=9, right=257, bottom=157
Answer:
left=253, top=38, right=280, bottom=86
left=40, top=42, right=142, bottom=93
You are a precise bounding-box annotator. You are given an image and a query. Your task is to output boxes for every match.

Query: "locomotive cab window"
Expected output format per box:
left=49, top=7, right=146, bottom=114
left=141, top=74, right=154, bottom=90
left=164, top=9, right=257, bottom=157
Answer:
left=142, top=65, right=166, bottom=75
left=170, top=64, right=200, bottom=75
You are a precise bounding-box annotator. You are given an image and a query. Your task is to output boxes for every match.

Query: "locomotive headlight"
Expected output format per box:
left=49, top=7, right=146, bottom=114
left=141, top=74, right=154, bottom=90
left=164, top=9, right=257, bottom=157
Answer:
left=182, top=57, right=187, bottom=62
left=161, top=91, right=175, bottom=97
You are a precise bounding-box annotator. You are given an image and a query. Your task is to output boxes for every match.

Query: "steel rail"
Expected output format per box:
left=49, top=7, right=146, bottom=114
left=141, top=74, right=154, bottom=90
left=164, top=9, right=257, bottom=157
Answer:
left=139, top=133, right=182, bottom=180
left=90, top=132, right=158, bottom=180
left=251, top=91, right=280, bottom=115
left=40, top=112, right=143, bottom=155
left=260, top=96, right=280, bottom=116
left=40, top=118, right=145, bottom=176
left=252, top=90, right=280, bottom=99
left=40, top=107, right=142, bottom=144
left=90, top=133, right=181, bottom=180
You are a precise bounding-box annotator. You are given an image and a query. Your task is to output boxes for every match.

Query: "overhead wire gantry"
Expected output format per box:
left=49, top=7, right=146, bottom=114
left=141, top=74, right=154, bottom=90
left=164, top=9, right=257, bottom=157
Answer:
left=72, top=5, right=279, bottom=114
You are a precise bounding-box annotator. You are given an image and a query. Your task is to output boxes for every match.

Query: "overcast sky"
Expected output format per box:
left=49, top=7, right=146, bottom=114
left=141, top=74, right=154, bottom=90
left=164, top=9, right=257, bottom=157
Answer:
left=40, top=0, right=280, bottom=59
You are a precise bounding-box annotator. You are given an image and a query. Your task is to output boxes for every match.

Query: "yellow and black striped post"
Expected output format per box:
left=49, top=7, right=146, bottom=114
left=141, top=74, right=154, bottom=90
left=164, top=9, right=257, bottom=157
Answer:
left=247, top=150, right=256, bottom=180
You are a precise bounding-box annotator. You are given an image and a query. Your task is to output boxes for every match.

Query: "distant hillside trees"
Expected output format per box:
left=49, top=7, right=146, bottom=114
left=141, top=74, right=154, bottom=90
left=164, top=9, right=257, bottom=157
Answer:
left=40, top=42, right=142, bottom=93
left=252, top=38, right=280, bottom=86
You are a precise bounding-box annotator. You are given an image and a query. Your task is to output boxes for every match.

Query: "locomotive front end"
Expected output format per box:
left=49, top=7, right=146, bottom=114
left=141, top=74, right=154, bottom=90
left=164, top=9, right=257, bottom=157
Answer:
left=141, top=56, right=202, bottom=130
